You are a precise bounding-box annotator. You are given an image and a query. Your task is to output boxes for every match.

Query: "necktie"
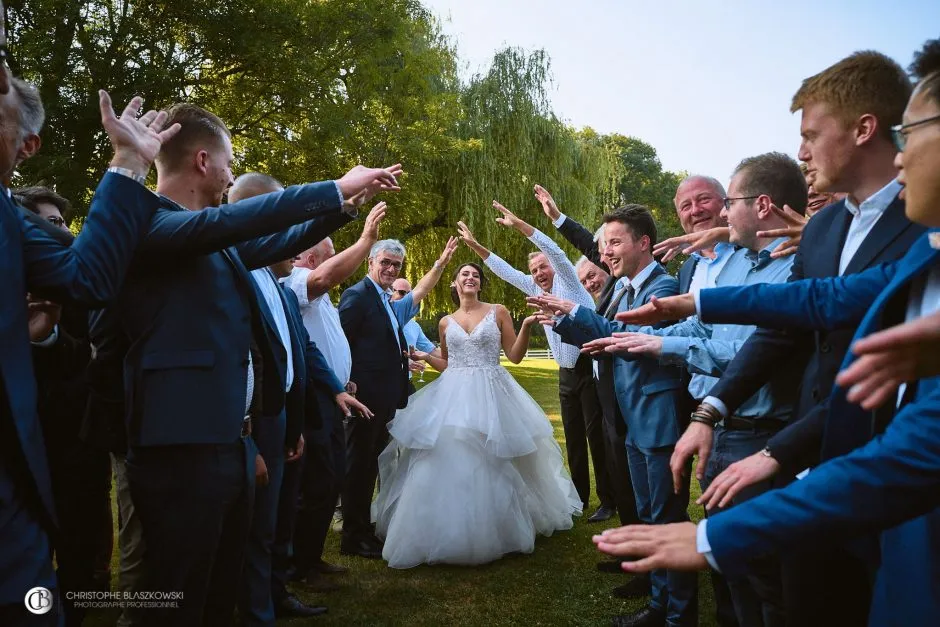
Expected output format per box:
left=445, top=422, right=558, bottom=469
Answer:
left=625, top=284, right=636, bottom=309
left=604, top=283, right=629, bottom=319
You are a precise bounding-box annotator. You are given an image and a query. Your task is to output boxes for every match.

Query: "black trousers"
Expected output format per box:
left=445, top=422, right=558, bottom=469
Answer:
left=271, top=441, right=302, bottom=604
left=128, top=440, right=253, bottom=627
left=341, top=407, right=393, bottom=539
left=558, top=355, right=612, bottom=509
left=293, top=408, right=347, bottom=574
left=48, top=440, right=111, bottom=627
left=593, top=362, right=636, bottom=524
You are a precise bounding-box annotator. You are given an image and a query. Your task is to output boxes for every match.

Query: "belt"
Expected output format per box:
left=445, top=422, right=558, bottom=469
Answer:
left=240, top=416, right=252, bottom=438
left=719, top=416, right=787, bottom=433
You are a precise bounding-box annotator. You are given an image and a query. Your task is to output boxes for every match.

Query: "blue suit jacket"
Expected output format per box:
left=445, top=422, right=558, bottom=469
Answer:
left=0, top=173, right=159, bottom=601
left=339, top=277, right=413, bottom=415
left=555, top=264, right=684, bottom=449
left=114, top=182, right=352, bottom=448
left=279, top=285, right=343, bottom=448
left=703, top=230, right=940, bottom=626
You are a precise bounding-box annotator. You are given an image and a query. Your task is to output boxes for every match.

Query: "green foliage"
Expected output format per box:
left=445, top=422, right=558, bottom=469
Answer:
left=8, top=0, right=685, bottom=315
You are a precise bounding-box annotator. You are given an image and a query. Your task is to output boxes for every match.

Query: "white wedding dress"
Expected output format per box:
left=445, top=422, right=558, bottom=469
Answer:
left=372, top=307, right=582, bottom=568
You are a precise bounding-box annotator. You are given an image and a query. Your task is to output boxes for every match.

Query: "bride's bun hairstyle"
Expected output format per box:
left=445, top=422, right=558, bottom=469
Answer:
left=450, top=262, right=488, bottom=306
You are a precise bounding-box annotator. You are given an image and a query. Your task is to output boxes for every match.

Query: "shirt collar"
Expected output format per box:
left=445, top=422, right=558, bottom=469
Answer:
left=844, top=178, right=902, bottom=218
left=744, top=237, right=787, bottom=270
left=628, top=259, right=659, bottom=292
left=366, top=275, right=390, bottom=300
left=691, top=241, right=735, bottom=264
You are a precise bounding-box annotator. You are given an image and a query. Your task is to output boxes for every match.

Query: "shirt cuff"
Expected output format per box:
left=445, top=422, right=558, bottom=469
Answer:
left=31, top=324, right=59, bottom=347
left=697, top=519, right=721, bottom=572
left=659, top=336, right=690, bottom=365
left=334, top=181, right=358, bottom=218
left=703, top=395, right=730, bottom=418
left=552, top=213, right=567, bottom=228
left=693, top=289, right=703, bottom=316
left=569, top=304, right=580, bottom=317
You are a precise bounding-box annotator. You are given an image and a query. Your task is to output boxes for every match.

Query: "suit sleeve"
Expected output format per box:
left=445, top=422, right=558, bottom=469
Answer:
left=708, top=387, right=940, bottom=578
left=23, top=172, right=159, bottom=306
left=338, top=287, right=366, bottom=348
left=135, top=181, right=346, bottom=261
left=699, top=263, right=895, bottom=331
left=765, top=402, right=829, bottom=474
left=556, top=215, right=605, bottom=268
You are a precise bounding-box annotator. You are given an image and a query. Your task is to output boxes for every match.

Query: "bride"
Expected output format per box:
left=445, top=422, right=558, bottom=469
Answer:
left=372, top=262, right=582, bottom=568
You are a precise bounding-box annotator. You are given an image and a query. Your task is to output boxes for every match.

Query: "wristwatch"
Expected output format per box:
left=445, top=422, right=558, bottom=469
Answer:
left=107, top=166, right=147, bottom=185
left=760, top=445, right=774, bottom=459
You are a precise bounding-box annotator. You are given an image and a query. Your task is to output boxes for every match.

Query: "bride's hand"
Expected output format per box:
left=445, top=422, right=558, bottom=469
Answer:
left=408, top=348, right=430, bottom=361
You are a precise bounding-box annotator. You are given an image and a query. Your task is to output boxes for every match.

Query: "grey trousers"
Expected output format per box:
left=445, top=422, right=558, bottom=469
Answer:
left=112, top=453, right=146, bottom=627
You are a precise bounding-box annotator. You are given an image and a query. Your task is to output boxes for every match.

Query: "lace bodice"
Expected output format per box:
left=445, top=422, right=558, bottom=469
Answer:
left=445, top=308, right=502, bottom=369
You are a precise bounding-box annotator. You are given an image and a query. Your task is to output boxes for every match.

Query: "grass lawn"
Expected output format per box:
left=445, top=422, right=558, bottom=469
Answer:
left=88, top=359, right=717, bottom=626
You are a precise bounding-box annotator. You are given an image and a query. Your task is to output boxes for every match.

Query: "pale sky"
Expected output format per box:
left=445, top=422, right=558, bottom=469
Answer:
left=422, top=0, right=940, bottom=186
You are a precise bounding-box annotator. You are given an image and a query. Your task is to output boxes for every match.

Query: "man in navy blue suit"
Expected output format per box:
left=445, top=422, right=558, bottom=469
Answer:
left=0, top=15, right=183, bottom=623
left=90, top=102, right=402, bottom=627
left=227, top=173, right=371, bottom=624
left=594, top=37, right=940, bottom=627
left=338, top=235, right=458, bottom=558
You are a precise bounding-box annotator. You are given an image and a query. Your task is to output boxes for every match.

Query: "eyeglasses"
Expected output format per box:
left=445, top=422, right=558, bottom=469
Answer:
left=891, top=114, right=940, bottom=152
left=46, top=216, right=66, bottom=227
left=378, top=259, right=402, bottom=270
left=722, top=196, right=759, bottom=210
left=393, top=289, right=409, bottom=297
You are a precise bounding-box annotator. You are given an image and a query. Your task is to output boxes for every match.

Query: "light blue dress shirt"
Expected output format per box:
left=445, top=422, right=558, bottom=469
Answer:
left=367, top=275, right=419, bottom=350
left=652, top=239, right=795, bottom=419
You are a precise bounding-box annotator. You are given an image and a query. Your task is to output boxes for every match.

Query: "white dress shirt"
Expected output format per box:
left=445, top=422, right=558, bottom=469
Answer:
left=839, top=179, right=902, bottom=275
left=484, top=228, right=595, bottom=369
left=283, top=266, right=352, bottom=386
left=251, top=268, right=294, bottom=392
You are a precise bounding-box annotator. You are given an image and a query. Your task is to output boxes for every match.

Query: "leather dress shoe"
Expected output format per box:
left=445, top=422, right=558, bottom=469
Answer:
left=611, top=606, right=665, bottom=627
left=313, top=559, right=349, bottom=575
left=340, top=537, right=383, bottom=559
left=274, top=594, right=327, bottom=618
left=611, top=575, right=651, bottom=599
left=588, top=505, right=616, bottom=523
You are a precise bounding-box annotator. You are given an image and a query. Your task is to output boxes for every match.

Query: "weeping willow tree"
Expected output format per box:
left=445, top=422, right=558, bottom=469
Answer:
left=396, top=48, right=623, bottom=315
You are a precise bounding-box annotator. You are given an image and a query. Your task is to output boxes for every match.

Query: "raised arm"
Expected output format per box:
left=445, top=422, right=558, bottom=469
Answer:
left=534, top=184, right=606, bottom=268
left=23, top=93, right=179, bottom=306
left=410, top=236, right=459, bottom=304
left=303, top=202, right=387, bottom=300
left=458, top=220, right=538, bottom=296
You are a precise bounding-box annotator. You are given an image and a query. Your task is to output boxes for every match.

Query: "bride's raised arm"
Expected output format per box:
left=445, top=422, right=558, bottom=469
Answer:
left=496, top=305, right=538, bottom=364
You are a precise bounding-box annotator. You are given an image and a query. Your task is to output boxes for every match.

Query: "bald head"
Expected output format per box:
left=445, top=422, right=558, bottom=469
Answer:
left=390, top=278, right=412, bottom=302
left=228, top=172, right=283, bottom=203
left=673, top=175, right=727, bottom=235
left=294, top=237, right=335, bottom=271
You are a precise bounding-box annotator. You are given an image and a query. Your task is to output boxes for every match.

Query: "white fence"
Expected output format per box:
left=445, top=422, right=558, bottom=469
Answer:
left=498, top=348, right=554, bottom=360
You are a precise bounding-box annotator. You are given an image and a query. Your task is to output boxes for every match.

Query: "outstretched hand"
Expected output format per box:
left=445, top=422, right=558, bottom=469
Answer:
left=533, top=184, right=561, bottom=221
left=101, top=91, right=181, bottom=178
left=437, top=236, right=460, bottom=267
left=526, top=294, right=576, bottom=316
left=756, top=203, right=807, bottom=259
left=360, top=202, right=388, bottom=242
left=593, top=522, right=707, bottom=573
left=836, top=311, right=940, bottom=409
left=614, top=293, right=695, bottom=325
left=653, top=227, right=728, bottom=263
left=337, top=164, right=404, bottom=203
left=336, top=392, right=373, bottom=420
left=493, top=200, right=534, bottom=236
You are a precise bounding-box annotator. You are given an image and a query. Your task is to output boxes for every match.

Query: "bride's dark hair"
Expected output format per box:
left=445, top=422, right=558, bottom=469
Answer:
left=450, top=262, right=487, bottom=306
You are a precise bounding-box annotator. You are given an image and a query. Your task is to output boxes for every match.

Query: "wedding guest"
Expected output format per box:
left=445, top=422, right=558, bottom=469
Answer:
left=338, top=236, right=458, bottom=558
left=283, top=203, right=388, bottom=587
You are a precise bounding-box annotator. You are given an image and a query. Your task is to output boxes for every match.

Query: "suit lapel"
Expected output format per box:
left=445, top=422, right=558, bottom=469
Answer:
left=843, top=195, right=911, bottom=275
left=678, top=256, right=698, bottom=295
left=595, top=275, right=618, bottom=314
left=363, top=277, right=398, bottom=344
left=822, top=200, right=854, bottom=277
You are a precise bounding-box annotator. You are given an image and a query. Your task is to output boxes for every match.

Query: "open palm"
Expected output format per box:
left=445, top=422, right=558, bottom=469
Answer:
left=100, top=91, right=180, bottom=173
